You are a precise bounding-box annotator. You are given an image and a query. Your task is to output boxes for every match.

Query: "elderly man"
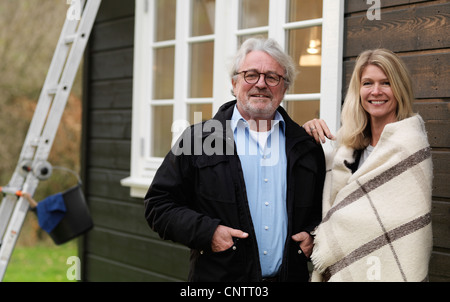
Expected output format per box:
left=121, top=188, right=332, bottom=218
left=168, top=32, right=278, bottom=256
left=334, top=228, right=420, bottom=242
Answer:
left=144, top=38, right=325, bottom=282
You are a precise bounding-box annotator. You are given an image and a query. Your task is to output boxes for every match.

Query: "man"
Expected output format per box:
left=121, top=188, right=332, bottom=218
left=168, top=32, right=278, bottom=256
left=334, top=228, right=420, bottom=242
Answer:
left=144, top=38, right=325, bottom=282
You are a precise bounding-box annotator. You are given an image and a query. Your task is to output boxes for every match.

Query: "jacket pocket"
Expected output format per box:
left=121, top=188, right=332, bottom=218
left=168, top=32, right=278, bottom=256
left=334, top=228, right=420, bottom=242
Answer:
left=196, top=155, right=235, bottom=204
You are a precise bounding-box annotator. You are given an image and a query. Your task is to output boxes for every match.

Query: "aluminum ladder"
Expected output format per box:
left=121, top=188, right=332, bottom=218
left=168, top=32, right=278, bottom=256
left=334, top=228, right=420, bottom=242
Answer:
left=0, top=0, right=101, bottom=281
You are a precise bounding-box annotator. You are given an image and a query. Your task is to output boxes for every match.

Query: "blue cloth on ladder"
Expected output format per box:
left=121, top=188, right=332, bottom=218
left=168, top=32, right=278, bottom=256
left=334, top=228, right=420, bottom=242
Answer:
left=36, top=193, right=66, bottom=233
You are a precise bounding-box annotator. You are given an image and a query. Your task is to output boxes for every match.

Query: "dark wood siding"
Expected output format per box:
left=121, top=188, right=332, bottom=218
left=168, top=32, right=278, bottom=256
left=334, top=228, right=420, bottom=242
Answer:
left=344, top=0, right=450, bottom=281
left=81, top=0, right=189, bottom=281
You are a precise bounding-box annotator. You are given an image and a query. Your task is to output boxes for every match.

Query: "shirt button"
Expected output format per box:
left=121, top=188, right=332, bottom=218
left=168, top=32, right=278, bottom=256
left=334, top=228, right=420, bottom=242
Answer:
left=264, top=178, right=268, bottom=183
left=264, top=226, right=269, bottom=230
left=265, top=202, right=269, bottom=206
left=263, top=251, right=268, bottom=255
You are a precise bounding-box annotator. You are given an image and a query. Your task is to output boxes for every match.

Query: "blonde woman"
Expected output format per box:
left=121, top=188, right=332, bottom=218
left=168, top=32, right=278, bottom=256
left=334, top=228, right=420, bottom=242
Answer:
left=304, top=49, right=433, bottom=281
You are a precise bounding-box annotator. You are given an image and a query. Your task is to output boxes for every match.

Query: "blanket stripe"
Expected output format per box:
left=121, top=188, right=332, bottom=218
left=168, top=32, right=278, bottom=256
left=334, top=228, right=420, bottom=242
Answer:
left=321, top=147, right=431, bottom=224
left=322, top=212, right=431, bottom=281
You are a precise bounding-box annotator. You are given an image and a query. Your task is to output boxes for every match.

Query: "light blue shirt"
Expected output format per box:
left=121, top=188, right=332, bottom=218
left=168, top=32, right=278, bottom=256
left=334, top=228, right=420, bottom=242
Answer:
left=230, top=105, right=287, bottom=277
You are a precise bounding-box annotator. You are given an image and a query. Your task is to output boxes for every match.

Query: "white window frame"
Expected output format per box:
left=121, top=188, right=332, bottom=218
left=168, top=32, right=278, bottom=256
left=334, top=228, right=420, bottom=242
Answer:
left=121, top=0, right=344, bottom=197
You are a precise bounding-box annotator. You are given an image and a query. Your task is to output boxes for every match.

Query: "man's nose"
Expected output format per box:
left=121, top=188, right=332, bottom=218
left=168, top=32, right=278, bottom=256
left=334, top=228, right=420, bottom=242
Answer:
left=255, top=74, right=268, bottom=88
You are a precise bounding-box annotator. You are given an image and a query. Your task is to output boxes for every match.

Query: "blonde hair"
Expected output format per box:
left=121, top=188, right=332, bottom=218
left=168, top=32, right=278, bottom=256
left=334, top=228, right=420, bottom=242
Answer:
left=338, top=48, right=415, bottom=149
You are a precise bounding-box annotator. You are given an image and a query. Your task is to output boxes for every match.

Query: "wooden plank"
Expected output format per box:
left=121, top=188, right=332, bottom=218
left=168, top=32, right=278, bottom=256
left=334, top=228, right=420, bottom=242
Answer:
left=345, top=2, right=450, bottom=56
left=87, top=168, right=137, bottom=203
left=89, top=79, right=133, bottom=110
left=403, top=53, right=450, bottom=99
left=86, top=228, right=190, bottom=280
left=432, top=201, right=450, bottom=249
left=95, top=0, right=135, bottom=23
left=85, top=255, right=184, bottom=281
left=88, top=110, right=132, bottom=140
left=90, top=48, right=134, bottom=81
left=88, top=139, right=131, bottom=171
left=429, top=250, right=450, bottom=282
left=89, top=197, right=155, bottom=239
left=346, top=0, right=429, bottom=14
left=91, top=17, right=135, bottom=52
left=413, top=101, right=450, bottom=121
left=431, top=151, right=450, bottom=198
left=426, top=120, right=450, bottom=149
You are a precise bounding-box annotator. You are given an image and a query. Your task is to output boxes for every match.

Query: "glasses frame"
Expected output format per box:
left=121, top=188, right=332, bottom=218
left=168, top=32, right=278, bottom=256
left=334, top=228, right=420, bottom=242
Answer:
left=235, top=70, right=286, bottom=87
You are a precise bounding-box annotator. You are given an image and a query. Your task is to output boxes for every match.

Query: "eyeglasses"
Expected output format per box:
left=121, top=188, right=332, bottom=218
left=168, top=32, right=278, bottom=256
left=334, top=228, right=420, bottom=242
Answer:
left=235, top=70, right=286, bottom=87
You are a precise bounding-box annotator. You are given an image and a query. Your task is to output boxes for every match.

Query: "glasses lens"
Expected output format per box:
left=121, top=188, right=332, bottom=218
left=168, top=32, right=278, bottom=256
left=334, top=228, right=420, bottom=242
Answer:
left=265, top=73, right=280, bottom=86
left=244, top=71, right=259, bottom=84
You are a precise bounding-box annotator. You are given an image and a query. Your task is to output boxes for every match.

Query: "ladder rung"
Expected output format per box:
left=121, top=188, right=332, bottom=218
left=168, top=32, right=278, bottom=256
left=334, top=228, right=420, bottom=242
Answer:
left=64, top=34, right=77, bottom=44
left=47, top=88, right=57, bottom=95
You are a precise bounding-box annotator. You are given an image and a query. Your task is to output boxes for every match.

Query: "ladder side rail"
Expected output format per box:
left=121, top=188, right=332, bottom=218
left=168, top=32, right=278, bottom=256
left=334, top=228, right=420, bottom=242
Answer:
left=18, top=17, right=80, bottom=162
left=0, top=176, right=39, bottom=281
left=0, top=196, right=18, bottom=245
left=34, top=0, right=101, bottom=162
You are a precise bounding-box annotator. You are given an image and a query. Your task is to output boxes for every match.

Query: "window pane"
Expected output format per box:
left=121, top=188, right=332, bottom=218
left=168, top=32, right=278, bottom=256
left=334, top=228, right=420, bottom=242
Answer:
left=289, top=0, right=322, bottom=22
left=189, top=104, right=213, bottom=125
left=288, top=26, right=322, bottom=94
left=284, top=100, right=320, bottom=126
left=239, top=0, right=269, bottom=29
left=155, top=0, right=176, bottom=41
left=191, top=0, right=215, bottom=37
left=152, top=105, right=173, bottom=157
left=153, top=46, right=175, bottom=99
left=190, top=41, right=214, bottom=98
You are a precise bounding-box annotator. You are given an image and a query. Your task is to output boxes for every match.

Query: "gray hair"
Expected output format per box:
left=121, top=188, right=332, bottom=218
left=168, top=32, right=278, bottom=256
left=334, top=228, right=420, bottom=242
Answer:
left=230, top=37, right=298, bottom=90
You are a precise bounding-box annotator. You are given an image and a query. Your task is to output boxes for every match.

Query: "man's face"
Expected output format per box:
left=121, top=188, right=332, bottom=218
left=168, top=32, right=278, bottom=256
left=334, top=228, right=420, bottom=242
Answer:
left=232, top=51, right=287, bottom=121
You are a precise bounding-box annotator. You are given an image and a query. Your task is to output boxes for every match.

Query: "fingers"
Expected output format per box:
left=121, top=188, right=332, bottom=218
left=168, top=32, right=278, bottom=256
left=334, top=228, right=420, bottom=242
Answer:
left=229, top=228, right=249, bottom=239
left=302, top=119, right=336, bottom=144
left=211, top=225, right=248, bottom=252
left=292, top=232, right=313, bottom=258
left=291, top=231, right=309, bottom=243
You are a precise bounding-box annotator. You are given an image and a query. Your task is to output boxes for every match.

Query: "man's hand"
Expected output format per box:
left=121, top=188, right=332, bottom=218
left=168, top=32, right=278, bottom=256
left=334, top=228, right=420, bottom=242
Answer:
left=291, top=232, right=313, bottom=258
left=211, top=225, right=248, bottom=252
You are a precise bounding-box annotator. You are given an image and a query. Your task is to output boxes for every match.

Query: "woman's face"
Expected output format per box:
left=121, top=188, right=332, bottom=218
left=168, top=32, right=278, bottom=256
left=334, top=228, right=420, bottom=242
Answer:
left=360, top=64, right=398, bottom=125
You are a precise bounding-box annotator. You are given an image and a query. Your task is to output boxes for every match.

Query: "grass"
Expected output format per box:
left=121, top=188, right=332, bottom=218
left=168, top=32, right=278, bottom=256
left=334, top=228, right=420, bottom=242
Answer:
left=2, top=240, right=78, bottom=282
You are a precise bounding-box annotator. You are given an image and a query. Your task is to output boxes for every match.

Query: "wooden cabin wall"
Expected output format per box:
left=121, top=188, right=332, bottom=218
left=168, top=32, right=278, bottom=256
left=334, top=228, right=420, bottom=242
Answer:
left=344, top=0, right=450, bottom=281
left=81, top=0, right=190, bottom=281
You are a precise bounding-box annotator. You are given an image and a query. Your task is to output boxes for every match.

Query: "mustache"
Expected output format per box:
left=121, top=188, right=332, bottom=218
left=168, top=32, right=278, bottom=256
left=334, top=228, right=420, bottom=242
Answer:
left=248, top=88, right=272, bottom=98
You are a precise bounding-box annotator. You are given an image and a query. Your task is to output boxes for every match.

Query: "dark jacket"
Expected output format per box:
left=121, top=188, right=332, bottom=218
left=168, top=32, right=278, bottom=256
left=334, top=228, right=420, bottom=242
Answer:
left=144, top=100, right=325, bottom=282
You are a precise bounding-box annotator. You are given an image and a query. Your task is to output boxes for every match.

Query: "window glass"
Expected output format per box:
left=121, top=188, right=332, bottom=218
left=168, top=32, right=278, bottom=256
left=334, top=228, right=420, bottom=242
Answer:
left=189, top=104, right=213, bottom=125
left=191, top=0, right=215, bottom=37
left=239, top=0, right=269, bottom=29
left=288, top=26, right=322, bottom=94
left=153, top=47, right=175, bottom=99
left=289, top=0, right=322, bottom=22
left=190, top=41, right=215, bottom=98
left=155, top=0, right=176, bottom=41
left=284, top=100, right=320, bottom=126
left=152, top=105, right=174, bottom=157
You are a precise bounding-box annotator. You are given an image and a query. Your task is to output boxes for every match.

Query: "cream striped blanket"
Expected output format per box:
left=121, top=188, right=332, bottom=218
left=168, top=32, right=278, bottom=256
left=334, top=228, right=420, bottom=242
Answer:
left=311, top=115, right=433, bottom=282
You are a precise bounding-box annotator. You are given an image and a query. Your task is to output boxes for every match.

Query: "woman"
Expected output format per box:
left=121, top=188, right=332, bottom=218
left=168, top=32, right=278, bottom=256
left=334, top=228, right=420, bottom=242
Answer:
left=304, top=49, right=433, bottom=281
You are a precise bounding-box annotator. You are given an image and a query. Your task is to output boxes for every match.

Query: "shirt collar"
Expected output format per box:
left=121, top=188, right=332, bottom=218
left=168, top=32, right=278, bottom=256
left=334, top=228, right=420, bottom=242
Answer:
left=230, top=104, right=285, bottom=134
